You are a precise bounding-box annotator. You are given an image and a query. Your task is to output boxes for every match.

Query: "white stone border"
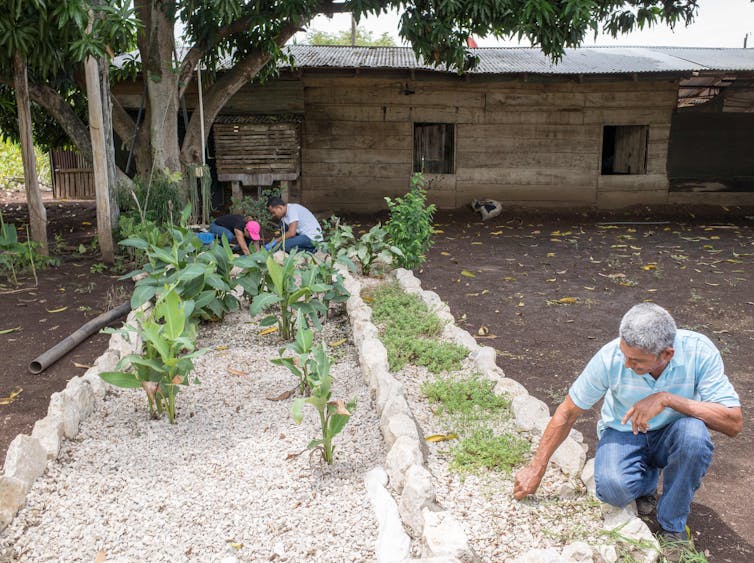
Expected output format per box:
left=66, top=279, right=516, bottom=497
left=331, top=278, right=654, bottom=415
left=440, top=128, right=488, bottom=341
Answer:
left=0, top=304, right=147, bottom=531
left=345, top=267, right=658, bottom=563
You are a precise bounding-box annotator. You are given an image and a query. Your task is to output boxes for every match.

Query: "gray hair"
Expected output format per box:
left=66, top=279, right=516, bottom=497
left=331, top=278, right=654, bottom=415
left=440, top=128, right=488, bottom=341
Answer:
left=619, top=303, right=677, bottom=355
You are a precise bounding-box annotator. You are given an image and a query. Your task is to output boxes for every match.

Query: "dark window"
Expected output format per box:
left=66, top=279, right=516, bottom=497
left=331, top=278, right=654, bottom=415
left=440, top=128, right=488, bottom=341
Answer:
left=601, top=125, right=649, bottom=175
left=414, top=123, right=455, bottom=174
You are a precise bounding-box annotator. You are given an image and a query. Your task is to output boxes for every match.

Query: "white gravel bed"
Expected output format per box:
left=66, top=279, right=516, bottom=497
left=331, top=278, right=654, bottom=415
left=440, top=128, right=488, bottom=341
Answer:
left=2, top=310, right=385, bottom=562
left=397, top=360, right=605, bottom=561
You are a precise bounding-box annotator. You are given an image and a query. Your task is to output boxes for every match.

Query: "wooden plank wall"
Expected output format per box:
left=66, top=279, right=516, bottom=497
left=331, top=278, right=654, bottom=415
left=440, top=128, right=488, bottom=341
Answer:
left=298, top=73, right=679, bottom=211
left=51, top=150, right=95, bottom=200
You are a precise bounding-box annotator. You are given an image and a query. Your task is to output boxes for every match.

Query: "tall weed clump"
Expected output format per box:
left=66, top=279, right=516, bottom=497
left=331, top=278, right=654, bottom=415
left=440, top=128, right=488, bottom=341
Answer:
left=384, top=173, right=436, bottom=270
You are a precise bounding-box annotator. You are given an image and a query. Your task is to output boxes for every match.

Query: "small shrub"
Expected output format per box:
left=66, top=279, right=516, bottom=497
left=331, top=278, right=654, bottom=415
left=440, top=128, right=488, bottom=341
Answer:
left=118, top=169, right=184, bottom=225
left=0, top=211, right=58, bottom=285
left=368, top=282, right=443, bottom=337
left=348, top=224, right=404, bottom=276
left=384, top=173, right=436, bottom=270
left=449, top=428, right=529, bottom=474
left=383, top=333, right=468, bottom=373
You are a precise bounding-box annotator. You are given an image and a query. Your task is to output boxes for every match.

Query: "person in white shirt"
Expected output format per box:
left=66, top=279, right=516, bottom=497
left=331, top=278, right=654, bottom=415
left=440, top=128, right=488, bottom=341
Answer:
left=265, top=196, right=322, bottom=253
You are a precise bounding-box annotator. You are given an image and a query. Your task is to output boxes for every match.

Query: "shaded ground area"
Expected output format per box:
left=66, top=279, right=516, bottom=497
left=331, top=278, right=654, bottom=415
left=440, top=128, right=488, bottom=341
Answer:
left=0, top=194, right=128, bottom=460
left=417, top=205, right=754, bottom=562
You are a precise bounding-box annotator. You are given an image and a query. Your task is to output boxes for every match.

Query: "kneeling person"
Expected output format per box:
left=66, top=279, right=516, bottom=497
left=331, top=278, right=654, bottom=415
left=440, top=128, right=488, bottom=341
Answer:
left=513, top=303, right=742, bottom=545
left=265, top=197, right=322, bottom=253
left=209, top=214, right=260, bottom=255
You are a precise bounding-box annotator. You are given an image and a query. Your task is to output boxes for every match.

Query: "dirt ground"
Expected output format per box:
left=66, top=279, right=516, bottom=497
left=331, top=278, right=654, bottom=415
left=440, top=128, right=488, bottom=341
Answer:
left=1, top=193, right=752, bottom=561
left=0, top=191, right=128, bottom=462
left=417, top=205, right=754, bottom=562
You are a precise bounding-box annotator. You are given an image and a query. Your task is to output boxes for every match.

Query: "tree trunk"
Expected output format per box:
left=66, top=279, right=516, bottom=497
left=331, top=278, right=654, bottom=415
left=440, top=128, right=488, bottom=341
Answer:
left=99, top=54, right=119, bottom=227
left=135, top=1, right=181, bottom=192
left=12, top=52, right=48, bottom=256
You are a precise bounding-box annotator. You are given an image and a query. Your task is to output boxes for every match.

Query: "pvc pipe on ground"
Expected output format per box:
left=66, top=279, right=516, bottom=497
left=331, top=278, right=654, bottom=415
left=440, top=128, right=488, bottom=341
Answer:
left=29, top=301, right=131, bottom=374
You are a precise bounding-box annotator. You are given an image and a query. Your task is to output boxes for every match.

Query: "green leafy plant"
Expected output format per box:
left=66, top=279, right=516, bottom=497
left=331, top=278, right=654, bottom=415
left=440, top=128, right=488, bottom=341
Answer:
left=0, top=211, right=58, bottom=285
left=422, top=374, right=510, bottom=419
left=348, top=224, right=404, bottom=276
left=249, top=251, right=329, bottom=339
left=449, top=427, right=529, bottom=474
left=384, top=173, right=436, bottom=270
left=271, top=313, right=320, bottom=394
left=290, top=339, right=355, bottom=464
left=318, top=216, right=356, bottom=261
left=90, top=262, right=107, bottom=274
left=100, top=288, right=206, bottom=423
left=117, top=169, right=184, bottom=225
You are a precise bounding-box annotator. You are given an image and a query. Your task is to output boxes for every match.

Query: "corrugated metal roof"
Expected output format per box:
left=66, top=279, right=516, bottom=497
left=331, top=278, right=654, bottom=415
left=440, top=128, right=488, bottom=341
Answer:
left=283, top=45, right=754, bottom=75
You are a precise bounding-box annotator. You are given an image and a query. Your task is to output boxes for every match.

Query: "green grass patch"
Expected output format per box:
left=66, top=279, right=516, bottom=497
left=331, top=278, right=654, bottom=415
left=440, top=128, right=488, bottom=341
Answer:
left=422, top=373, right=510, bottom=418
left=449, top=427, right=529, bottom=475
left=365, top=281, right=467, bottom=373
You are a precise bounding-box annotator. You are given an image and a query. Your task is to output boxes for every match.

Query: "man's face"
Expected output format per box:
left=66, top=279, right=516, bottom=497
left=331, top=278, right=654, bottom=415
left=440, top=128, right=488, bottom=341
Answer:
left=268, top=204, right=286, bottom=220
left=619, top=339, right=673, bottom=376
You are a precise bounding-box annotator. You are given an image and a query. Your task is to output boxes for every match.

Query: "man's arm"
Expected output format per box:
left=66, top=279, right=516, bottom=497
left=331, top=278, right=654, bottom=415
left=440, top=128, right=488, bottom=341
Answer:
left=513, top=395, right=585, bottom=500
left=622, top=393, right=742, bottom=437
left=270, top=221, right=298, bottom=247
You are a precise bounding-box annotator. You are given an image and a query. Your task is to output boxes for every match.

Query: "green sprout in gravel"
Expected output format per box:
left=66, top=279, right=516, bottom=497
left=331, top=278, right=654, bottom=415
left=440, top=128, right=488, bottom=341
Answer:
left=367, top=281, right=467, bottom=372
left=422, top=373, right=510, bottom=421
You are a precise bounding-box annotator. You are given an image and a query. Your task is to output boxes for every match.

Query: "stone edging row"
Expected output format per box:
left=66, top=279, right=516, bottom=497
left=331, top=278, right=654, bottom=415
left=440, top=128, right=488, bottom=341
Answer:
left=342, top=267, right=659, bottom=563
left=0, top=305, right=147, bottom=532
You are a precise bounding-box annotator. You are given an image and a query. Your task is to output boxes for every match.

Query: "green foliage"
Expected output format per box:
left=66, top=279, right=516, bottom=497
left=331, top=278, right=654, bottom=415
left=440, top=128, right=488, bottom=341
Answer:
left=0, top=139, right=51, bottom=190
left=449, top=428, right=529, bottom=474
left=118, top=170, right=184, bottom=225
left=306, top=27, right=396, bottom=46
left=0, top=211, right=58, bottom=285
left=348, top=224, right=404, bottom=277
left=101, top=288, right=206, bottom=423
left=422, top=374, right=510, bottom=419
left=289, top=334, right=355, bottom=464
left=318, top=216, right=356, bottom=260
left=229, top=185, right=281, bottom=239
left=367, top=281, right=466, bottom=372
left=116, top=215, right=171, bottom=269
left=121, top=205, right=245, bottom=322
left=272, top=313, right=320, bottom=394
left=384, top=173, right=436, bottom=270
left=247, top=251, right=329, bottom=340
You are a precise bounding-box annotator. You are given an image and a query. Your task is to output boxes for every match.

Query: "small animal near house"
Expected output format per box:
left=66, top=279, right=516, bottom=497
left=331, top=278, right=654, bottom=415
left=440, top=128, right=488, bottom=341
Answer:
left=471, top=199, right=503, bottom=221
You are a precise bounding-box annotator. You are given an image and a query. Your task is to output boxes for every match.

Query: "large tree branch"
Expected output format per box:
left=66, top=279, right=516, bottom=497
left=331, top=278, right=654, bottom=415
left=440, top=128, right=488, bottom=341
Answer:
left=26, top=82, right=93, bottom=163
left=180, top=19, right=301, bottom=166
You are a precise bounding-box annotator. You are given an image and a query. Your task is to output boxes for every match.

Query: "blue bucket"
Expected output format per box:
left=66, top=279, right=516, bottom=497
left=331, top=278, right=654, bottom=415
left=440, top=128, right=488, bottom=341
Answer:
left=196, top=232, right=214, bottom=245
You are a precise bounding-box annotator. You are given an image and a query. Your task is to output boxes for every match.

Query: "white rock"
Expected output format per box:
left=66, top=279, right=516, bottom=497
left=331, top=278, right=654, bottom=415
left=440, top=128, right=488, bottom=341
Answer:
left=399, top=464, right=436, bottom=535
left=374, top=369, right=403, bottom=414
left=380, top=394, right=413, bottom=424
left=82, top=367, right=108, bottom=399
left=63, top=376, right=95, bottom=418
left=580, top=458, right=596, bottom=496
left=493, top=378, right=528, bottom=400
left=569, top=428, right=585, bottom=443
left=561, top=541, right=594, bottom=561
left=441, top=324, right=478, bottom=352
left=95, top=349, right=121, bottom=372
left=0, top=475, right=26, bottom=531
left=385, top=436, right=424, bottom=493
left=421, top=508, right=475, bottom=561
left=551, top=436, right=587, bottom=478
left=596, top=544, right=619, bottom=563
left=470, top=346, right=497, bottom=373
left=381, top=413, right=420, bottom=449
left=364, top=467, right=411, bottom=562
left=512, top=394, right=551, bottom=434
left=359, top=338, right=389, bottom=390
left=3, top=435, right=47, bottom=492
left=47, top=391, right=80, bottom=438
left=601, top=502, right=637, bottom=529
left=31, top=415, right=64, bottom=459
left=393, top=268, right=421, bottom=289
left=507, top=548, right=567, bottom=563
left=420, top=290, right=447, bottom=314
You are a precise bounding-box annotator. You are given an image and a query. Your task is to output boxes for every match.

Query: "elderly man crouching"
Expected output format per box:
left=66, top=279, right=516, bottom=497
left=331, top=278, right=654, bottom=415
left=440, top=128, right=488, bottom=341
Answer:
left=513, top=303, right=742, bottom=548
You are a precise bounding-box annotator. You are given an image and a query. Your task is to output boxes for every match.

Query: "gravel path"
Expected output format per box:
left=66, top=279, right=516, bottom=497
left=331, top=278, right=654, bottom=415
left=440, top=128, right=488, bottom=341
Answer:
left=397, top=360, right=606, bottom=561
left=2, top=310, right=385, bottom=562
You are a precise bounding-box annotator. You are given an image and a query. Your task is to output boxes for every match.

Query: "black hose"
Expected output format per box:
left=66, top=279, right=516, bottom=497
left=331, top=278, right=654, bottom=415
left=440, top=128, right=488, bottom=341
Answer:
left=28, top=302, right=131, bottom=374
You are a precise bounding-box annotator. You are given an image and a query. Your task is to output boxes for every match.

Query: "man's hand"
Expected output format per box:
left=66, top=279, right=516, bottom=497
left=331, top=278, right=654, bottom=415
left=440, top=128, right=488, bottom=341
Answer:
left=513, top=464, right=545, bottom=500
left=622, top=392, right=668, bottom=434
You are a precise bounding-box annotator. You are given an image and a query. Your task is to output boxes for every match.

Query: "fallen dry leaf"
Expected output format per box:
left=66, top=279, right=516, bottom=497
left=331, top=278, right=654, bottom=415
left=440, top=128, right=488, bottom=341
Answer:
left=226, top=366, right=248, bottom=377
left=0, top=386, right=23, bottom=406
left=425, top=433, right=459, bottom=443
left=259, top=326, right=278, bottom=336
left=94, top=550, right=107, bottom=563
left=73, top=362, right=93, bottom=369
left=478, top=325, right=489, bottom=336
left=46, top=306, right=68, bottom=313
left=329, top=338, right=347, bottom=348
left=461, top=270, right=476, bottom=278
left=267, top=388, right=295, bottom=401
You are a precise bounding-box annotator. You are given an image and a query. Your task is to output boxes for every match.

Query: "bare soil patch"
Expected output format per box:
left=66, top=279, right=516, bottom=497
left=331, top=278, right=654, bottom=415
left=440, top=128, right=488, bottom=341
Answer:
left=416, top=205, right=754, bottom=562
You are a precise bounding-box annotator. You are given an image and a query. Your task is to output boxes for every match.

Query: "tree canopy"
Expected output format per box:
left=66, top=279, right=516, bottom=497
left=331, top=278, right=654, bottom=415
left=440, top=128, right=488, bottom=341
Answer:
left=0, top=0, right=703, bottom=194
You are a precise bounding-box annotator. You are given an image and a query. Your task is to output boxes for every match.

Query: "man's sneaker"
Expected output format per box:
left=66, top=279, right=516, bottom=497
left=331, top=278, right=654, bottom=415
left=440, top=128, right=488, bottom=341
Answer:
left=635, top=491, right=657, bottom=516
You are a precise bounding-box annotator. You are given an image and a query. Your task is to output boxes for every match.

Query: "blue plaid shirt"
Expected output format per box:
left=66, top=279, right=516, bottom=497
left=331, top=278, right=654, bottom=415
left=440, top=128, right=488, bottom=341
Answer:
left=569, top=329, right=740, bottom=437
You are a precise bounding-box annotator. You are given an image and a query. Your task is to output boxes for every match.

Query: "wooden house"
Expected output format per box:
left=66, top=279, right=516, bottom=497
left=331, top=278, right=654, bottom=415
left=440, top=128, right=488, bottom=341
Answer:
left=114, top=46, right=754, bottom=212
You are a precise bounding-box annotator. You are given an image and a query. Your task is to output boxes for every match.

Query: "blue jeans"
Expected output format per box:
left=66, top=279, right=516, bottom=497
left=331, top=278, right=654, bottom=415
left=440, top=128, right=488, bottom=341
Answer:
left=282, top=234, right=315, bottom=253
left=594, top=417, right=713, bottom=533
left=209, top=222, right=234, bottom=243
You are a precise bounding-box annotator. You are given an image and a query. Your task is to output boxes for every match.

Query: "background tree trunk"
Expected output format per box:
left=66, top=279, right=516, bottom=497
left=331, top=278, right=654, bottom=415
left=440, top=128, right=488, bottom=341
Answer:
left=99, top=55, right=120, bottom=227
left=13, top=52, right=48, bottom=256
